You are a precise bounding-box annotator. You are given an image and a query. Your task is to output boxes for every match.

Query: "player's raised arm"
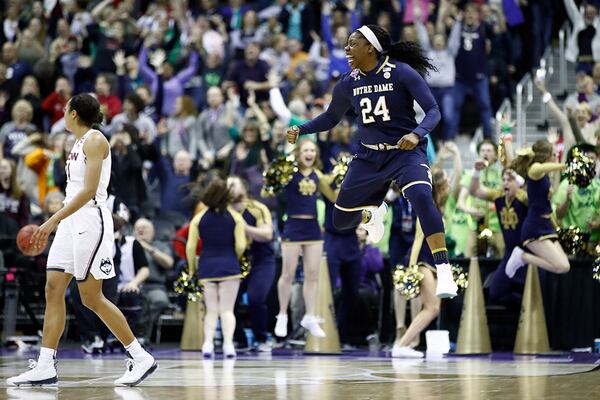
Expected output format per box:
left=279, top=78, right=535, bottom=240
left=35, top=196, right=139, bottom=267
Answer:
left=287, top=81, right=351, bottom=144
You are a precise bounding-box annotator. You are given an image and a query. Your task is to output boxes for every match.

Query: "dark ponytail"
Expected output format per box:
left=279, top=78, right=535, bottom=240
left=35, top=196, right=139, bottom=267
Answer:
left=366, top=25, right=436, bottom=76
left=69, top=93, right=104, bottom=129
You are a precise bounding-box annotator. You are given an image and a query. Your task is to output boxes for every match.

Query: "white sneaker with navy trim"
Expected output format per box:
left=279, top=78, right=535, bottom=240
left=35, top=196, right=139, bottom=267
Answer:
left=361, top=202, right=388, bottom=244
left=6, top=360, right=58, bottom=387
left=114, top=353, right=157, bottom=386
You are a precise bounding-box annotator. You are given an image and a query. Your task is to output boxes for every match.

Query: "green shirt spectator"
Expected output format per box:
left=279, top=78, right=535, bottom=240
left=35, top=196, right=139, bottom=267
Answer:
left=553, top=177, right=600, bottom=242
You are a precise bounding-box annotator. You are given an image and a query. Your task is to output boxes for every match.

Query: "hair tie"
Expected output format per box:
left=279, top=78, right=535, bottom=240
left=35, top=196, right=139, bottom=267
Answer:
left=357, top=26, right=383, bottom=53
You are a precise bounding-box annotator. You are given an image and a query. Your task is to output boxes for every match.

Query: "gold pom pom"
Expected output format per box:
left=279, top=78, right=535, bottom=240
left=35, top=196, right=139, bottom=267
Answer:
left=240, top=251, right=252, bottom=279
left=393, top=264, right=424, bottom=300
left=173, top=270, right=204, bottom=302
left=592, top=257, right=600, bottom=282
left=262, top=155, right=298, bottom=195
left=451, top=264, right=469, bottom=293
left=331, top=154, right=353, bottom=187
left=566, top=149, right=596, bottom=188
left=557, top=225, right=584, bottom=255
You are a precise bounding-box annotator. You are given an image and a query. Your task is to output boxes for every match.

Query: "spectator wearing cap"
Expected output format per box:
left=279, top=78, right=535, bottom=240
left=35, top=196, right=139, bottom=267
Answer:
left=109, top=93, right=157, bottom=141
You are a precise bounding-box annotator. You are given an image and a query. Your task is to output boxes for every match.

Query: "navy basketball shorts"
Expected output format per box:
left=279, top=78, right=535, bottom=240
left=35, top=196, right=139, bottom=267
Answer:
left=335, top=143, right=432, bottom=212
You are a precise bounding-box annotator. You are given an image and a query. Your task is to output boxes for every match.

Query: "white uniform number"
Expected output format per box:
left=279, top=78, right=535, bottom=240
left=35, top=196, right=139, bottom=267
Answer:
left=360, top=96, right=391, bottom=124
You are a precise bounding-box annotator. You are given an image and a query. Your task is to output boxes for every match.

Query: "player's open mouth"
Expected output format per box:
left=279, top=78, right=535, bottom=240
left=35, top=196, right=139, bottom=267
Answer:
left=346, top=55, right=354, bottom=67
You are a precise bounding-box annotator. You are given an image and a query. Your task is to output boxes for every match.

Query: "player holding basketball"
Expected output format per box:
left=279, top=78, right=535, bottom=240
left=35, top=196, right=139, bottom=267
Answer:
left=8, top=94, right=157, bottom=387
left=287, top=25, right=458, bottom=297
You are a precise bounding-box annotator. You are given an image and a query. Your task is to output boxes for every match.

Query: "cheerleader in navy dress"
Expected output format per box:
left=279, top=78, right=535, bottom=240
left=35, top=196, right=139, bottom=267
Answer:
left=267, top=138, right=336, bottom=338
left=505, top=140, right=570, bottom=278
left=187, top=178, right=247, bottom=359
left=392, top=168, right=450, bottom=358
left=286, top=25, right=458, bottom=298
left=470, top=164, right=529, bottom=306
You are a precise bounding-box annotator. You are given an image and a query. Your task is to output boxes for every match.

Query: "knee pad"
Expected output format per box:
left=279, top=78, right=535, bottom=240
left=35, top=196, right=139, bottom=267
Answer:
left=332, top=207, right=362, bottom=231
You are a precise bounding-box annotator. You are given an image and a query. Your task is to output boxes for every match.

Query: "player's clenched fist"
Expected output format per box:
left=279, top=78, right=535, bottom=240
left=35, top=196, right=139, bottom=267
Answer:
left=287, top=125, right=300, bottom=144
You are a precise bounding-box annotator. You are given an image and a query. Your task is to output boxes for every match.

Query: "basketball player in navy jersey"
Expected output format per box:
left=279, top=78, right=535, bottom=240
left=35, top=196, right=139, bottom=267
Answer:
left=8, top=94, right=156, bottom=387
left=287, top=25, right=458, bottom=298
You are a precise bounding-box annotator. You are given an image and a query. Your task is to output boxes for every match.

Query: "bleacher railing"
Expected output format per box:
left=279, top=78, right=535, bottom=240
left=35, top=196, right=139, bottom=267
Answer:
left=539, top=46, right=555, bottom=125
left=558, top=21, right=569, bottom=95
left=495, top=97, right=511, bottom=138
left=515, top=73, right=533, bottom=147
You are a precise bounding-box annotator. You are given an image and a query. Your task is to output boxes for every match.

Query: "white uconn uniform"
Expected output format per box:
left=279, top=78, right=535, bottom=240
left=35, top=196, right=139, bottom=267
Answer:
left=47, top=129, right=116, bottom=281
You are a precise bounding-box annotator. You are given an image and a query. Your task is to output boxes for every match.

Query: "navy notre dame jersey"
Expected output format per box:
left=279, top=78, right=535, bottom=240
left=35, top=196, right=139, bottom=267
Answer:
left=299, top=55, right=440, bottom=145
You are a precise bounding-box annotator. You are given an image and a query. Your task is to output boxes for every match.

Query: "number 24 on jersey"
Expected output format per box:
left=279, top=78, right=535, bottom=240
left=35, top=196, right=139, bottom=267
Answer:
left=360, top=96, right=391, bottom=124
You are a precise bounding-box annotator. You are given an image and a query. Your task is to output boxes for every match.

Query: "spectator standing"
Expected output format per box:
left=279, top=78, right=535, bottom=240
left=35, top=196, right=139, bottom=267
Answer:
left=0, top=99, right=37, bottom=160
left=449, top=5, right=494, bottom=139
left=224, top=42, right=271, bottom=106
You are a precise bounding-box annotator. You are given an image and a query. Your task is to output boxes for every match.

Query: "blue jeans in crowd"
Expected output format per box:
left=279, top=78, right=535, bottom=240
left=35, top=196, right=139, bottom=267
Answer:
left=450, top=77, right=494, bottom=139
left=430, top=86, right=455, bottom=142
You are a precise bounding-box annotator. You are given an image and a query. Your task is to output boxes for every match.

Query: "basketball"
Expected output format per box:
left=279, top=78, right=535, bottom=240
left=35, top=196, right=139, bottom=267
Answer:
left=16, top=224, right=47, bottom=257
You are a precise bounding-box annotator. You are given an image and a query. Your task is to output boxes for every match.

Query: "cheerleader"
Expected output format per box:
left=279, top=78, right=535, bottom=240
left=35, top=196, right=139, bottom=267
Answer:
left=392, top=168, right=450, bottom=358
left=271, top=138, right=336, bottom=338
left=186, top=178, right=247, bottom=358
left=470, top=163, right=529, bottom=306
left=505, top=140, right=570, bottom=278
left=228, top=176, right=277, bottom=352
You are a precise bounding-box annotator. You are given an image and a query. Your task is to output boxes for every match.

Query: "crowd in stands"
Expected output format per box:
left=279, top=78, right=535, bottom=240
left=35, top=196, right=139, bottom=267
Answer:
left=0, top=0, right=598, bottom=352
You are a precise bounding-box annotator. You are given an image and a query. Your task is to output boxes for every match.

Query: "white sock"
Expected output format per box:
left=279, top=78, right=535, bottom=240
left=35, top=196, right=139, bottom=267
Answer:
left=435, top=263, right=451, bottom=274
left=38, top=347, right=55, bottom=368
left=125, top=339, right=147, bottom=360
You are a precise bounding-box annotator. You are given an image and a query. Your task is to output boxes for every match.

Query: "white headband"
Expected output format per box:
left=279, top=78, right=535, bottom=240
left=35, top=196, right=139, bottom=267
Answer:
left=357, top=26, right=383, bottom=53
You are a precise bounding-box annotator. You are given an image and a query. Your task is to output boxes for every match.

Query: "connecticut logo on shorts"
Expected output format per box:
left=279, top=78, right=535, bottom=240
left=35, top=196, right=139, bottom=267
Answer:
left=99, top=258, right=113, bottom=275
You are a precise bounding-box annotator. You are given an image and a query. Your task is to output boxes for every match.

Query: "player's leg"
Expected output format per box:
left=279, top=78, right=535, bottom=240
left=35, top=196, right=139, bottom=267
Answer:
left=77, top=275, right=156, bottom=386
left=7, top=217, right=74, bottom=387
left=332, top=150, right=389, bottom=242
left=202, top=281, right=219, bottom=357
left=275, top=243, right=302, bottom=337
left=217, top=278, right=242, bottom=358
left=6, top=271, right=72, bottom=387
left=402, top=182, right=458, bottom=298
left=300, top=242, right=326, bottom=337
left=393, top=268, right=440, bottom=358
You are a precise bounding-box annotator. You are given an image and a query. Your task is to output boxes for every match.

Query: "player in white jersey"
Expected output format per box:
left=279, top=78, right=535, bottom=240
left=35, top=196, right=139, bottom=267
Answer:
left=7, top=94, right=157, bottom=387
